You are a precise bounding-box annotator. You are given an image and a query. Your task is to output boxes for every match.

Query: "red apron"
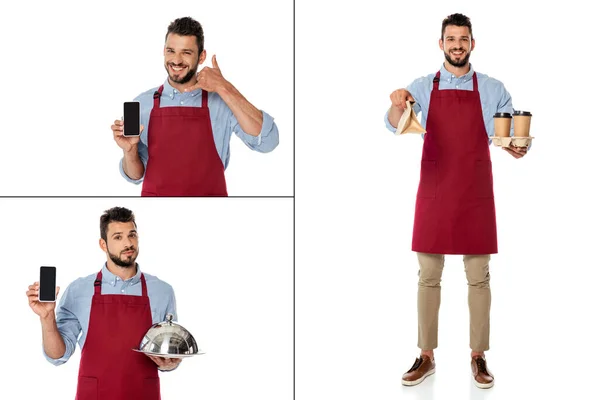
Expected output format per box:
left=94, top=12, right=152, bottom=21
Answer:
left=411, top=71, right=498, bottom=255
left=75, top=271, right=160, bottom=400
left=141, top=85, right=228, bottom=196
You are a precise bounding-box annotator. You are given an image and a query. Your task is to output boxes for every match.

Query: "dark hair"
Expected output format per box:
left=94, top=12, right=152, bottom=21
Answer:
left=166, top=17, right=205, bottom=54
left=441, top=13, right=473, bottom=40
left=100, top=207, right=137, bottom=242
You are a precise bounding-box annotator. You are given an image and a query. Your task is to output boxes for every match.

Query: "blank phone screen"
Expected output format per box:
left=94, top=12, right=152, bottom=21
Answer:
left=39, top=266, right=56, bottom=301
left=123, top=102, right=140, bottom=136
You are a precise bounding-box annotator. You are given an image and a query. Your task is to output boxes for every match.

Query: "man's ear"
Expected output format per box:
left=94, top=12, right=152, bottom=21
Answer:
left=99, top=238, right=107, bottom=253
left=199, top=49, right=207, bottom=64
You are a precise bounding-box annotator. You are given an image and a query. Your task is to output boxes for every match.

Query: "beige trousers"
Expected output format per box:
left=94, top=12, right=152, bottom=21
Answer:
left=416, top=252, right=491, bottom=352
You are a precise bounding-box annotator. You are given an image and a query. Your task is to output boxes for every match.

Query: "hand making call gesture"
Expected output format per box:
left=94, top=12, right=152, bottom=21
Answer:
left=184, top=55, right=228, bottom=93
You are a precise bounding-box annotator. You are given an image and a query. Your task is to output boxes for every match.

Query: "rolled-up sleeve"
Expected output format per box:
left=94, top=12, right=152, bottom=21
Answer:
left=233, top=110, right=279, bottom=153
left=43, top=285, right=81, bottom=366
left=384, top=109, right=397, bottom=133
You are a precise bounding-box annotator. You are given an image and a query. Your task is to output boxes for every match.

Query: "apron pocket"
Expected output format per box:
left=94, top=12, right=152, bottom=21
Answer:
left=417, top=160, right=437, bottom=199
left=143, top=377, right=161, bottom=400
left=475, top=160, right=494, bottom=198
left=77, top=376, right=98, bottom=400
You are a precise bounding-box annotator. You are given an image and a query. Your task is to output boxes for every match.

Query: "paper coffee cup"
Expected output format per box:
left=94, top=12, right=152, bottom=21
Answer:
left=493, top=112, right=512, bottom=137
left=513, top=111, right=532, bottom=137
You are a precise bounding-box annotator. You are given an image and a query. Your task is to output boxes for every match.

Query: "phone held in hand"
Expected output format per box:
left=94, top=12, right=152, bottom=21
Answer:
left=123, top=102, right=141, bottom=137
left=39, top=266, right=57, bottom=302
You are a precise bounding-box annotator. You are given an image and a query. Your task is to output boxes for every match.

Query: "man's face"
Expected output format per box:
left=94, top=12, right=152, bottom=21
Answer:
left=164, top=33, right=206, bottom=84
left=102, top=221, right=139, bottom=268
left=439, top=25, right=474, bottom=68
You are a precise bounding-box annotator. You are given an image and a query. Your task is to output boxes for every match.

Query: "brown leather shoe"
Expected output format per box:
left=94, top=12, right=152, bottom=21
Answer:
left=471, top=356, right=494, bottom=389
left=402, top=355, right=436, bottom=386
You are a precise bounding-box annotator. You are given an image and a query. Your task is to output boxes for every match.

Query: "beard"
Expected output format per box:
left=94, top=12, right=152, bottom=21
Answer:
left=165, top=62, right=198, bottom=84
left=444, top=47, right=471, bottom=68
left=108, top=246, right=138, bottom=268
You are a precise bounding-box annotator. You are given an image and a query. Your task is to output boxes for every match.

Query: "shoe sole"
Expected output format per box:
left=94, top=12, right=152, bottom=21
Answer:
left=402, top=368, right=436, bottom=386
left=473, top=379, right=494, bottom=389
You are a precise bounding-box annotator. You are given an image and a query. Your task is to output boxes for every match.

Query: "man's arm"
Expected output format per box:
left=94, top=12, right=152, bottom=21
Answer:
left=40, top=312, right=66, bottom=359
left=230, top=107, right=279, bottom=153
left=113, top=93, right=150, bottom=184
left=119, top=141, right=149, bottom=184
left=122, top=147, right=145, bottom=181
left=387, top=88, right=417, bottom=129
left=218, top=82, right=263, bottom=136
left=184, top=55, right=279, bottom=153
left=31, top=283, right=81, bottom=365
left=385, top=78, right=425, bottom=133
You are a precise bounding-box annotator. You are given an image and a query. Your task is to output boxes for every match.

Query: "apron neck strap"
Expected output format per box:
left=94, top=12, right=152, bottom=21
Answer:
left=433, top=71, right=442, bottom=90
left=94, top=271, right=102, bottom=294
left=202, top=90, right=208, bottom=108
left=94, top=270, right=148, bottom=296
left=153, top=85, right=165, bottom=108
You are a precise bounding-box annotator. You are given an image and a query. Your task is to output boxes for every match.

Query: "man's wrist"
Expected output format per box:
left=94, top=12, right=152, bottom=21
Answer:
left=216, top=80, right=235, bottom=98
left=123, top=147, right=139, bottom=160
left=40, top=311, right=56, bottom=326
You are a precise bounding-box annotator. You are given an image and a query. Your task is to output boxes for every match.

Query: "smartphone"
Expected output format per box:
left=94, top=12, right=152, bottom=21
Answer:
left=39, top=266, right=57, bottom=302
left=123, top=101, right=140, bottom=137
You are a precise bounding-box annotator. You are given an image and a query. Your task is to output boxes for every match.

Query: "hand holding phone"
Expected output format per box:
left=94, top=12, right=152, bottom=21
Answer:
left=26, top=267, right=60, bottom=319
left=111, top=119, right=144, bottom=153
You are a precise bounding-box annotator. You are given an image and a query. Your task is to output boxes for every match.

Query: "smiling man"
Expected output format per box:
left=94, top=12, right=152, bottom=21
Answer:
left=26, top=207, right=180, bottom=400
left=112, top=17, right=280, bottom=196
left=384, top=13, right=531, bottom=389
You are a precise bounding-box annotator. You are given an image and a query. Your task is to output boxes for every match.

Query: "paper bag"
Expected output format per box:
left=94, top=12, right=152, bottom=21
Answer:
left=395, top=100, right=426, bottom=135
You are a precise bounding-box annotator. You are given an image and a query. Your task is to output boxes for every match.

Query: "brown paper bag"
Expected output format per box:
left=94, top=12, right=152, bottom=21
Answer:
left=396, top=100, right=426, bottom=135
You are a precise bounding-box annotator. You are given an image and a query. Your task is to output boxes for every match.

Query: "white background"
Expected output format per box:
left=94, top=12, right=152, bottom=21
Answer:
left=3, top=0, right=600, bottom=399
left=0, top=198, right=293, bottom=400
left=296, top=0, right=599, bottom=399
left=0, top=0, right=293, bottom=196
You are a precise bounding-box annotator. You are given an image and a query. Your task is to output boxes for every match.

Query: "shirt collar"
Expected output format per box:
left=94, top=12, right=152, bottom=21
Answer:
left=163, top=79, right=179, bottom=95
left=439, top=63, right=474, bottom=81
left=162, top=78, right=202, bottom=96
left=101, top=262, right=142, bottom=285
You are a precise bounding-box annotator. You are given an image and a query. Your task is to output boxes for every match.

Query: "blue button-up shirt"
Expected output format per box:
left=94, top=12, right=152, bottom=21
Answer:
left=44, top=263, right=177, bottom=366
left=384, top=63, right=531, bottom=149
left=120, top=79, right=280, bottom=184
